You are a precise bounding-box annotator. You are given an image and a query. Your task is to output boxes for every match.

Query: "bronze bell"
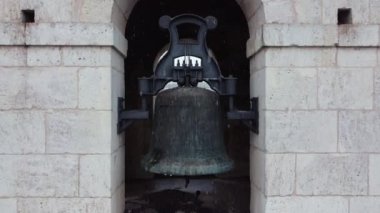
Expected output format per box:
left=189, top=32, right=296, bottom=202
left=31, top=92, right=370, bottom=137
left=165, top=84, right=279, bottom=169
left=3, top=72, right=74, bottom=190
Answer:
left=141, top=86, right=234, bottom=176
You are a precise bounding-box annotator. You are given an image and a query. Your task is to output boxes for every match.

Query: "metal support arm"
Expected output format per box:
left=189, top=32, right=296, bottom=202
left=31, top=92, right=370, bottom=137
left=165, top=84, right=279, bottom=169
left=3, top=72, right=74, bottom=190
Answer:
left=117, top=98, right=149, bottom=134
left=227, top=97, right=259, bottom=133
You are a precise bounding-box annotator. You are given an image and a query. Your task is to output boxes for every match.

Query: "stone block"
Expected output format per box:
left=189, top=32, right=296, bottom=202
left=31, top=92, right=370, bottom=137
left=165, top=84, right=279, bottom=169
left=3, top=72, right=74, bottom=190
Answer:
left=25, top=23, right=128, bottom=57
left=251, top=186, right=266, bottom=213
left=266, top=111, right=337, bottom=153
left=80, top=155, right=111, bottom=197
left=370, top=155, right=380, bottom=195
left=350, top=197, right=380, bottom=213
left=322, top=0, right=370, bottom=24
left=296, top=154, right=368, bottom=195
left=266, top=68, right=317, bottom=110
left=265, top=48, right=336, bottom=67
left=0, top=155, right=78, bottom=197
left=46, top=111, right=111, bottom=154
left=263, top=0, right=295, bottom=23
left=250, top=148, right=265, bottom=192
left=78, top=67, right=112, bottom=110
left=294, top=0, right=322, bottom=23
left=26, top=23, right=113, bottom=46
left=26, top=67, right=77, bottom=109
left=0, top=23, right=25, bottom=45
left=266, top=197, right=348, bottom=213
left=339, top=111, right=380, bottom=152
left=376, top=69, right=380, bottom=109
left=111, top=49, right=125, bottom=72
left=0, top=111, right=44, bottom=154
left=20, top=0, right=73, bottom=22
left=111, top=147, right=125, bottom=194
left=18, top=198, right=111, bottom=213
left=263, top=24, right=337, bottom=46
left=338, top=25, right=379, bottom=46
left=72, top=0, right=113, bottom=23
left=337, top=48, right=377, bottom=67
left=0, top=199, right=16, bottom=213
left=370, top=0, right=380, bottom=23
left=27, top=47, right=62, bottom=66
left=265, top=154, right=295, bottom=196
left=0, top=68, right=26, bottom=110
left=62, top=47, right=112, bottom=66
left=0, top=0, right=21, bottom=22
left=318, top=68, right=373, bottom=109
left=111, top=183, right=125, bottom=213
left=0, top=47, right=26, bottom=66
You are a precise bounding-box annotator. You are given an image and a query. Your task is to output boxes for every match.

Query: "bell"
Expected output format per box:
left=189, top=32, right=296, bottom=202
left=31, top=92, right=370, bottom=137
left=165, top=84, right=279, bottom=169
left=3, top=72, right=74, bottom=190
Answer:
left=141, top=86, right=234, bottom=176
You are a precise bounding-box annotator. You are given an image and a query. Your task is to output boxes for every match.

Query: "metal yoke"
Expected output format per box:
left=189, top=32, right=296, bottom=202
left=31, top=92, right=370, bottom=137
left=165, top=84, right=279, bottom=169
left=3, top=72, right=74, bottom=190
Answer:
left=118, top=14, right=258, bottom=134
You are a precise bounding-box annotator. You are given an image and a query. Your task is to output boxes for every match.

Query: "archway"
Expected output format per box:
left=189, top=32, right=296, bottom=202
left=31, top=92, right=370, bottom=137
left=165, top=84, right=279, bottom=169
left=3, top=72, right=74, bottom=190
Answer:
left=123, top=0, right=251, bottom=212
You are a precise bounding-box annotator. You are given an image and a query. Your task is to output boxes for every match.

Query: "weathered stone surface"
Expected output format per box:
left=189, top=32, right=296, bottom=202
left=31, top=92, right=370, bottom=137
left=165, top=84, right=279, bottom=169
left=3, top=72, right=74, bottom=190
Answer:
left=20, top=0, right=73, bottom=22
left=370, top=0, right=380, bottom=23
left=266, top=111, right=337, bottom=152
left=318, top=68, right=373, bottom=109
left=266, top=68, right=317, bottom=110
left=0, top=0, right=21, bottom=22
left=250, top=148, right=265, bottom=192
left=72, top=0, right=113, bottom=23
left=251, top=186, right=266, bottom=213
left=263, top=0, right=295, bottom=23
left=337, top=48, right=377, bottom=67
left=0, top=47, right=26, bottom=66
left=350, top=197, right=380, bottom=213
left=263, top=24, right=337, bottom=46
left=266, top=197, right=348, bottom=213
left=79, top=67, right=112, bottom=110
left=111, top=147, right=125, bottom=194
left=26, top=68, right=78, bottom=109
left=265, top=48, right=336, bottom=67
left=0, top=111, right=44, bottom=154
left=27, top=47, right=62, bottom=66
left=338, top=25, right=379, bottom=46
left=46, top=111, right=111, bottom=154
left=0, top=23, right=25, bottom=45
left=0, top=199, right=16, bottom=213
left=18, top=198, right=111, bottom=213
left=0, top=68, right=26, bottom=110
left=111, top=70, right=125, bottom=151
left=297, top=154, right=368, bottom=195
left=294, top=0, right=322, bottom=23
left=265, top=154, right=295, bottom=196
left=0, top=155, right=78, bottom=197
left=322, top=0, right=370, bottom=24
left=80, top=155, right=111, bottom=197
left=25, top=23, right=128, bottom=56
left=62, top=47, right=112, bottom=66
left=370, top=155, right=380, bottom=195
left=339, top=111, right=380, bottom=152
left=111, top=183, right=125, bottom=213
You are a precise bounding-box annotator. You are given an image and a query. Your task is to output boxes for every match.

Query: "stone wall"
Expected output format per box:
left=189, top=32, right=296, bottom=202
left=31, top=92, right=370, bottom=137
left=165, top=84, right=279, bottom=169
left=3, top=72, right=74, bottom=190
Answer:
left=1, top=0, right=380, bottom=212
left=248, top=5, right=380, bottom=213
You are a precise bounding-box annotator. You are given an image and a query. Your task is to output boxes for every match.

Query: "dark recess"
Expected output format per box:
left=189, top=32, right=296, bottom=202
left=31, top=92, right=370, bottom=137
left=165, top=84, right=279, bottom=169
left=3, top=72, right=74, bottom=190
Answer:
left=338, top=8, right=352, bottom=25
left=21, top=10, right=35, bottom=23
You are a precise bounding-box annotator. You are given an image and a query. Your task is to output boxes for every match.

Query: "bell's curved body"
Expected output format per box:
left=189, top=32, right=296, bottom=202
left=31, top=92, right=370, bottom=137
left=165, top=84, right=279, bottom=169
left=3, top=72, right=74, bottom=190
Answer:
left=141, top=87, right=234, bottom=176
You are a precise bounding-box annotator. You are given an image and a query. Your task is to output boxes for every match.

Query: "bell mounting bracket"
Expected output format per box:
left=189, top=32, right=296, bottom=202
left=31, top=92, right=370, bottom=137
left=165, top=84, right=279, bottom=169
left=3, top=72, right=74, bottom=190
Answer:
left=118, top=14, right=259, bottom=134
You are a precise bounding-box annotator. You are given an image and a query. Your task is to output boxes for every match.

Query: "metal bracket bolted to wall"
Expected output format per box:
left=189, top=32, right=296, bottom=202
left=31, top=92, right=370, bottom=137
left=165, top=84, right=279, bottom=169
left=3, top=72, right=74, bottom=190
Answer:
left=227, top=97, right=259, bottom=133
left=117, top=97, right=149, bottom=134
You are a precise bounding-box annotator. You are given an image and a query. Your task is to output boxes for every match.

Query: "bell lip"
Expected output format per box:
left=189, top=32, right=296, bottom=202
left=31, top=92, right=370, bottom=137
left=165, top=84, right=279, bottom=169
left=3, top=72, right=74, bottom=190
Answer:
left=141, top=158, right=234, bottom=176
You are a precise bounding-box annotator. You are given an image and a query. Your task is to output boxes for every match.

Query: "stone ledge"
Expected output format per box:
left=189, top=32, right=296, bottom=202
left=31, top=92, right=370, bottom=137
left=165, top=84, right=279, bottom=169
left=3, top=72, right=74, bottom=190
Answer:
left=247, top=24, right=380, bottom=57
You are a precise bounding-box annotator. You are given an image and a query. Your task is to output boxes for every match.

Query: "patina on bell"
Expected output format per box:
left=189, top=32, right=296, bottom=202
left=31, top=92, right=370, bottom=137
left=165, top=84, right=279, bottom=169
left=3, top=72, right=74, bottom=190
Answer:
left=141, top=86, right=234, bottom=176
